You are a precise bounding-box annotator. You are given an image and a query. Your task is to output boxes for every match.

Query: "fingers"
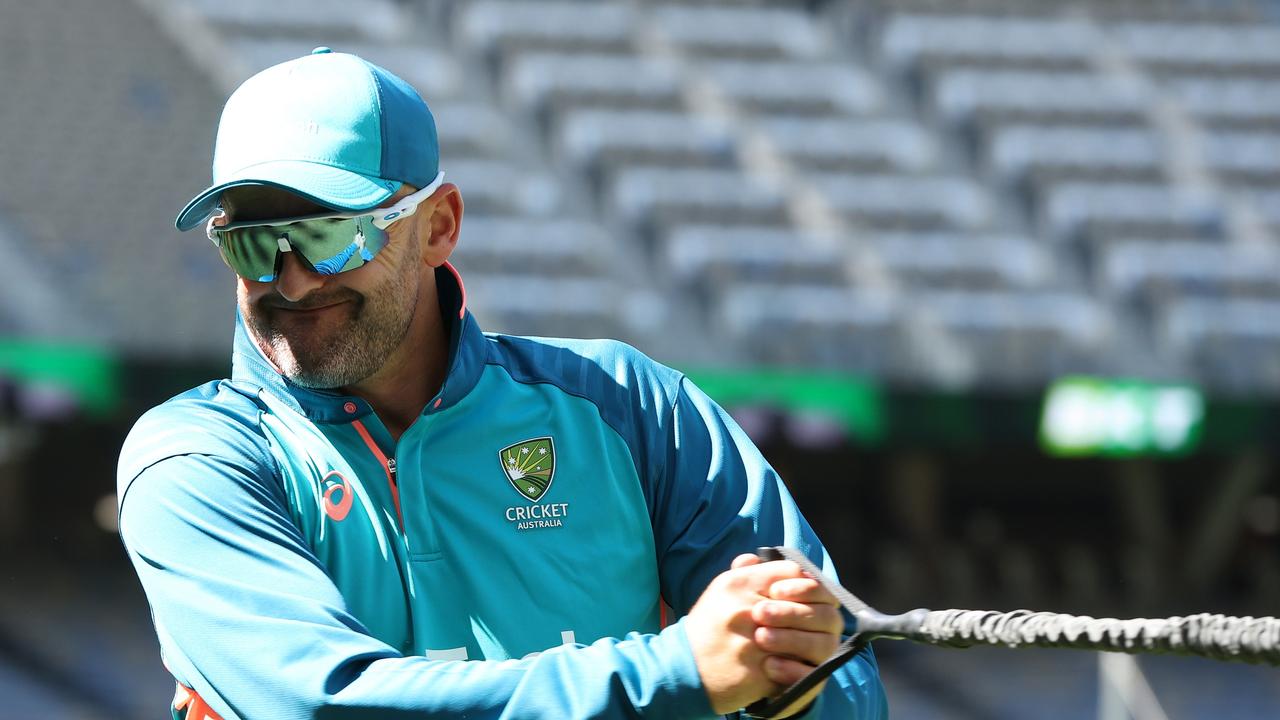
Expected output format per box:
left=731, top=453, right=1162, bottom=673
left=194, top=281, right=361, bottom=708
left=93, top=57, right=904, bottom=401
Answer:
left=687, top=555, right=843, bottom=715
left=754, top=625, right=840, bottom=667
left=768, top=576, right=839, bottom=606
left=727, top=559, right=814, bottom=597
left=751, top=599, right=842, bottom=635
left=750, top=570, right=844, bottom=700
left=735, top=560, right=842, bottom=609
left=762, top=656, right=833, bottom=720
left=763, top=654, right=822, bottom=688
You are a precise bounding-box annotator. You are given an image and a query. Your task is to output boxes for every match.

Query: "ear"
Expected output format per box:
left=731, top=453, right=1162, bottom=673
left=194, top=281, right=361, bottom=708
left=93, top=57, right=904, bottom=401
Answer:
left=418, top=183, right=463, bottom=268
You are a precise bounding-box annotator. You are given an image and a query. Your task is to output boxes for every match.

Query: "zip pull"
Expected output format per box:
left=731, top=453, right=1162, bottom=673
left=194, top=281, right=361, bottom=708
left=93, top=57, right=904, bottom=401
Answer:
left=351, top=418, right=403, bottom=529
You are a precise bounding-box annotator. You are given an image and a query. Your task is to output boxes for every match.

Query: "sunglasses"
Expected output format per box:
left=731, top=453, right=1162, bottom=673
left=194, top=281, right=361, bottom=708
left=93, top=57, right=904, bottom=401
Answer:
left=207, top=172, right=445, bottom=282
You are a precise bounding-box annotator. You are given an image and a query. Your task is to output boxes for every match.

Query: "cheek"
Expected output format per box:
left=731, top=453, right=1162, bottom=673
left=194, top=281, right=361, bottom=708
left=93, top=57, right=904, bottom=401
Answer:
left=346, top=237, right=417, bottom=294
left=237, top=279, right=267, bottom=311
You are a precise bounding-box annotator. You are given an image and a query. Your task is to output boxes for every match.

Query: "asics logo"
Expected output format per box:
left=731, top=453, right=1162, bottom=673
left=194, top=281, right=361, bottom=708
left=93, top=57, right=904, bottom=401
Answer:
left=322, top=470, right=354, bottom=521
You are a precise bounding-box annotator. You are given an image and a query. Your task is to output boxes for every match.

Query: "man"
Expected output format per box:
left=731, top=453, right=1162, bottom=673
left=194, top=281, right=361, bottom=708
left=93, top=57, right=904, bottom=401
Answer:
left=117, top=48, right=886, bottom=720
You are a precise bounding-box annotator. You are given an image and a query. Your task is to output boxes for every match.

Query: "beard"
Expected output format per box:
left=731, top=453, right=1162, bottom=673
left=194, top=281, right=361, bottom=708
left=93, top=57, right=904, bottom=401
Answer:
left=244, top=256, right=419, bottom=390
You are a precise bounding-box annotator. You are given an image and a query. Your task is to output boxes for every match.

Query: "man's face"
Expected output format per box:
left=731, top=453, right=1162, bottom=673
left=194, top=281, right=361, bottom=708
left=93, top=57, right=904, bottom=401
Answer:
left=223, top=186, right=423, bottom=390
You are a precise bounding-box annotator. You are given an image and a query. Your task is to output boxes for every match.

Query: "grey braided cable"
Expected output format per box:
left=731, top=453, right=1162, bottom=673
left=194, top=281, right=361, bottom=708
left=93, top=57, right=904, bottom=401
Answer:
left=750, top=548, right=1280, bottom=720
left=915, top=609, right=1280, bottom=665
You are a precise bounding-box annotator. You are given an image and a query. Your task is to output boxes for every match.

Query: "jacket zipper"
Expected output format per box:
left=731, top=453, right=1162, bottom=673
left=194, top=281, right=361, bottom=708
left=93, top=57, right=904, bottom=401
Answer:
left=351, top=419, right=404, bottom=529
left=384, top=456, right=403, bottom=528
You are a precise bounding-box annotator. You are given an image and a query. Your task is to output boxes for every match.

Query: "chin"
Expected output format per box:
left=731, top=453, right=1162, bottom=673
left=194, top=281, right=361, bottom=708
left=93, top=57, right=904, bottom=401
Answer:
left=274, top=337, right=383, bottom=390
left=279, top=358, right=348, bottom=390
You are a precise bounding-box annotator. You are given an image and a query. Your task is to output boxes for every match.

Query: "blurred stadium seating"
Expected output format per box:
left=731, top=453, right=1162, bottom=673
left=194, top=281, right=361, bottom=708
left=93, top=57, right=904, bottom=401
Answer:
left=3, top=0, right=1280, bottom=718
left=3, top=0, right=1275, bottom=394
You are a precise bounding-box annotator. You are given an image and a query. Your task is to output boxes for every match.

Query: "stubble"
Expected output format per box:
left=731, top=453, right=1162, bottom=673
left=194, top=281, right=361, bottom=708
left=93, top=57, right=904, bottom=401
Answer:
left=245, top=250, right=420, bottom=390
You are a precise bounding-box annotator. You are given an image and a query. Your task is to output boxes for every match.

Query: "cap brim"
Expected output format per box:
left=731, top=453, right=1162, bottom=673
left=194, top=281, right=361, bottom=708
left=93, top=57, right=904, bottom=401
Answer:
left=175, top=160, right=402, bottom=231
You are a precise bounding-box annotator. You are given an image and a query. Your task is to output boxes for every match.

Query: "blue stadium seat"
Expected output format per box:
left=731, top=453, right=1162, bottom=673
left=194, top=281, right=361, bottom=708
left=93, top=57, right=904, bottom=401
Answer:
left=1243, top=186, right=1280, bottom=231
left=701, top=59, right=883, bottom=117
left=719, top=284, right=901, bottom=372
left=1041, top=181, right=1224, bottom=243
left=867, top=231, right=1053, bottom=290
left=811, top=173, right=992, bottom=230
left=1099, top=240, right=1280, bottom=300
left=463, top=273, right=659, bottom=341
left=1201, top=129, right=1280, bottom=184
left=554, top=109, right=736, bottom=170
left=503, top=52, right=685, bottom=112
left=915, top=289, right=1111, bottom=383
left=932, top=68, right=1148, bottom=124
left=444, top=161, right=565, bottom=217
left=433, top=100, right=521, bottom=160
left=186, top=0, right=407, bottom=39
left=880, top=13, right=1102, bottom=71
left=758, top=117, right=937, bottom=173
left=456, top=0, right=636, bottom=55
left=918, top=289, right=1108, bottom=345
left=1111, top=21, right=1280, bottom=73
left=455, top=217, right=616, bottom=276
left=1162, top=75, right=1280, bottom=126
left=649, top=5, right=826, bottom=60
left=986, top=124, right=1164, bottom=181
left=608, top=167, right=791, bottom=228
left=662, top=225, right=848, bottom=289
left=1161, top=296, right=1280, bottom=390
left=1162, top=297, right=1280, bottom=346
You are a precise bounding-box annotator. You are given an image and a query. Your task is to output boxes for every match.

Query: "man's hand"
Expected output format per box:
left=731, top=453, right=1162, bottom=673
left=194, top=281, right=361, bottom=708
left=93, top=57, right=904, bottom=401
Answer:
left=684, top=554, right=843, bottom=716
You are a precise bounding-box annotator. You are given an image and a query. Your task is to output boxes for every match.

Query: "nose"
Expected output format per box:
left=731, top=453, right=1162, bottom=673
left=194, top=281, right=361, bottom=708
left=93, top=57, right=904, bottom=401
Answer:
left=274, top=249, right=326, bottom=302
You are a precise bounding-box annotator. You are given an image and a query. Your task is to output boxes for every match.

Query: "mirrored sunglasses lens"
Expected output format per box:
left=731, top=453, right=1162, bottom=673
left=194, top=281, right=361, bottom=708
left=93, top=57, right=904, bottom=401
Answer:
left=215, top=218, right=390, bottom=281
left=294, top=218, right=388, bottom=275
left=218, top=226, right=282, bottom=282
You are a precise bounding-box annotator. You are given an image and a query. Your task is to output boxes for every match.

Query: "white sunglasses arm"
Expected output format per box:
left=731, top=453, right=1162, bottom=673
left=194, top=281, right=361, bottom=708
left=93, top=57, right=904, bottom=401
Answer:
left=205, top=171, right=446, bottom=238
left=370, top=171, right=446, bottom=230
left=206, top=209, right=229, bottom=243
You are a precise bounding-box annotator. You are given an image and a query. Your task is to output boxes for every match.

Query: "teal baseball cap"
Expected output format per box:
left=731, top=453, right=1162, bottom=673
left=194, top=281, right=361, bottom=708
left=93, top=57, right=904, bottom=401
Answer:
left=175, top=47, right=440, bottom=231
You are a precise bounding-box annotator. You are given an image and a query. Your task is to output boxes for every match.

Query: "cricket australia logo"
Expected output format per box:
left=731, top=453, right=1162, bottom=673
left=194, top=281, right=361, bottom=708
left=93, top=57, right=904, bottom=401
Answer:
left=500, top=436, right=568, bottom=530
left=500, top=436, right=555, bottom=501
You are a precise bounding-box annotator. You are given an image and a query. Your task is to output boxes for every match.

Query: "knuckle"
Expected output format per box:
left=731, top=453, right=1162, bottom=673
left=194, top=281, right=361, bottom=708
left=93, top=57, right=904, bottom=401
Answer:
left=755, top=626, right=780, bottom=649
left=751, top=600, right=774, bottom=624
left=761, top=600, right=791, bottom=621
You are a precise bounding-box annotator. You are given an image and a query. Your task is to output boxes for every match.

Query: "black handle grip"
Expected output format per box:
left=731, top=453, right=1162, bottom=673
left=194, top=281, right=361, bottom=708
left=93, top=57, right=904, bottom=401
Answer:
left=756, top=546, right=786, bottom=562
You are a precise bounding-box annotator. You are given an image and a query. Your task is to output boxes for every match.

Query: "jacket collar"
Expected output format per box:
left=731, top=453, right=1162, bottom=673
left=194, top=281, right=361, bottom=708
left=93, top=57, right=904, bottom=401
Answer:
left=230, top=262, right=487, bottom=423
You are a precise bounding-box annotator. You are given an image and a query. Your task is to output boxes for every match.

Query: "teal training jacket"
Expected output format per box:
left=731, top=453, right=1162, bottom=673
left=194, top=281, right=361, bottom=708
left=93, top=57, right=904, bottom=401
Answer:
left=117, top=264, right=887, bottom=720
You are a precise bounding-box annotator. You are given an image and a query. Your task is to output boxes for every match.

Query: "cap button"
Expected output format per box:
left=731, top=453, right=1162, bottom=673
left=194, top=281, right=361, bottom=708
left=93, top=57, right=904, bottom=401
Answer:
left=312, top=46, right=333, bottom=55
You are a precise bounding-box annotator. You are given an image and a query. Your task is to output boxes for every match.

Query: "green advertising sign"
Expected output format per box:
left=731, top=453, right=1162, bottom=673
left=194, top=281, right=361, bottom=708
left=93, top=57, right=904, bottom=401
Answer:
left=682, top=367, right=883, bottom=443
left=1040, top=376, right=1205, bottom=457
left=0, top=338, right=120, bottom=416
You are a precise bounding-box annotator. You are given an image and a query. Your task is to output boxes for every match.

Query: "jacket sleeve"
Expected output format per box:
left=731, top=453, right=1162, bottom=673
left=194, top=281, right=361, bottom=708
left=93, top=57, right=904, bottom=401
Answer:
left=647, top=376, right=888, bottom=720
left=119, top=444, right=718, bottom=720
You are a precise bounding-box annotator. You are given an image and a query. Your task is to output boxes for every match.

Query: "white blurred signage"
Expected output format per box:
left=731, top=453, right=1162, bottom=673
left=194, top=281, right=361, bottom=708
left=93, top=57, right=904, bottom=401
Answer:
left=1040, top=377, right=1204, bottom=456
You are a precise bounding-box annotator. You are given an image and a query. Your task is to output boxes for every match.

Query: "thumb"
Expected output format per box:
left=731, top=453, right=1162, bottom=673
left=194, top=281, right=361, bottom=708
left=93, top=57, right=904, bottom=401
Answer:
left=731, top=553, right=762, bottom=570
